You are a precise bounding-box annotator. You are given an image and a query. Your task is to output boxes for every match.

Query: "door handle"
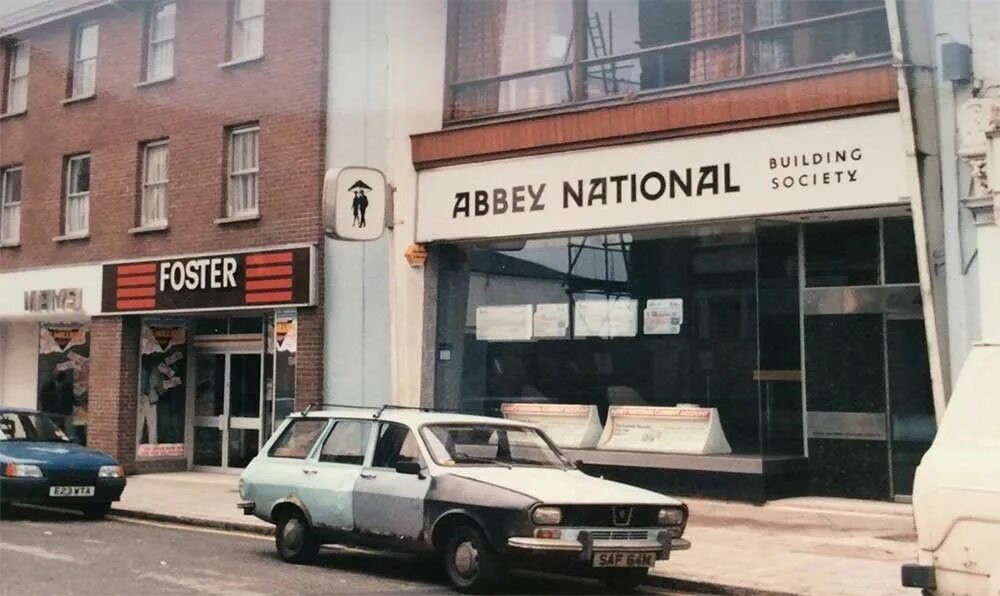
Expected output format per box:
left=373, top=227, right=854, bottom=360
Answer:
left=302, top=469, right=318, bottom=475
left=359, top=471, right=377, bottom=480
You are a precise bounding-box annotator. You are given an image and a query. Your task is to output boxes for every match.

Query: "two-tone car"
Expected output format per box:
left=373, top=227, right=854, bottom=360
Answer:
left=238, top=406, right=690, bottom=593
left=0, top=408, right=126, bottom=519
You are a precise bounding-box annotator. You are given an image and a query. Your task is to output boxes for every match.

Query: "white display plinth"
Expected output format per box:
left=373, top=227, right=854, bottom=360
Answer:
left=597, top=405, right=732, bottom=455
left=501, top=403, right=604, bottom=449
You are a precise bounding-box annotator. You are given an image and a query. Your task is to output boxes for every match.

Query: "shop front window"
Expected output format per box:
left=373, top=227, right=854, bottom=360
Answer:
left=446, top=0, right=890, bottom=121
left=434, top=221, right=804, bottom=457
left=37, top=323, right=90, bottom=445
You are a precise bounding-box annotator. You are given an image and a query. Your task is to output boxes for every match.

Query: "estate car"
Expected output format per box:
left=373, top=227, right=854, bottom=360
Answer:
left=238, top=406, right=691, bottom=593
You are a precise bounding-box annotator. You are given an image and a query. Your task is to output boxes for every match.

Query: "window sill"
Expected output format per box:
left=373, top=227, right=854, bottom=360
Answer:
left=61, top=93, right=96, bottom=106
left=134, top=76, right=174, bottom=89
left=52, top=232, right=90, bottom=243
left=218, top=54, right=264, bottom=70
left=0, top=240, right=20, bottom=248
left=129, top=223, right=169, bottom=235
left=0, top=109, right=26, bottom=121
left=215, top=213, right=260, bottom=225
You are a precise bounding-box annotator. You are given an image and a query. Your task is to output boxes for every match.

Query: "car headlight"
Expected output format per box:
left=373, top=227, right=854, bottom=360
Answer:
left=657, top=507, right=686, bottom=526
left=3, top=463, right=43, bottom=478
left=531, top=506, right=563, bottom=525
left=98, top=465, right=125, bottom=478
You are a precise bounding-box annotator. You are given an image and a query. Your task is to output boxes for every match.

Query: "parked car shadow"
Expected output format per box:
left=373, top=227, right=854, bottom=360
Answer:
left=254, top=546, right=655, bottom=595
left=0, top=503, right=98, bottom=522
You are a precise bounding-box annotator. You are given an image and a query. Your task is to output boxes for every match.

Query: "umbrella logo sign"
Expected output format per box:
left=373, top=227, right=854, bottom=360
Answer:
left=349, top=180, right=372, bottom=228
left=323, top=166, right=387, bottom=241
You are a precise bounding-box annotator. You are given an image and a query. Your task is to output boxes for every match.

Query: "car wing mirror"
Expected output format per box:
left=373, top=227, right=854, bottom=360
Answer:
left=394, top=461, right=423, bottom=477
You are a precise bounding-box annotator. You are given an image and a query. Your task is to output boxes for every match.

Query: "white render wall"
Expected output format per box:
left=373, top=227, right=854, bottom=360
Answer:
left=0, top=322, right=40, bottom=409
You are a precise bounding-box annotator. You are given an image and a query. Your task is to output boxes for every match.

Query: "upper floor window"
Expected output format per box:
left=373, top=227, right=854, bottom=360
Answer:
left=145, top=2, right=176, bottom=81
left=227, top=124, right=259, bottom=217
left=1, top=166, right=22, bottom=245
left=4, top=41, right=29, bottom=114
left=64, top=154, right=90, bottom=235
left=140, top=141, right=169, bottom=227
left=446, top=0, right=890, bottom=121
left=230, top=0, right=265, bottom=61
left=71, top=22, right=99, bottom=98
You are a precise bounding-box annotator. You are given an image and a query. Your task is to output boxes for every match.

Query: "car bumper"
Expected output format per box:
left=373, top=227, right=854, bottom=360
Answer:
left=0, top=477, right=126, bottom=505
left=508, top=528, right=690, bottom=562
left=901, top=564, right=936, bottom=590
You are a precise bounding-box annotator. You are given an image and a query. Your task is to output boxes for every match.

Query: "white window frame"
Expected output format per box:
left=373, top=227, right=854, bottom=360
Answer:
left=1, top=166, right=23, bottom=244
left=65, top=154, right=90, bottom=235
left=227, top=125, right=260, bottom=218
left=5, top=41, right=29, bottom=114
left=145, top=2, right=176, bottom=81
left=140, top=141, right=169, bottom=227
left=72, top=22, right=99, bottom=98
left=230, top=0, right=264, bottom=61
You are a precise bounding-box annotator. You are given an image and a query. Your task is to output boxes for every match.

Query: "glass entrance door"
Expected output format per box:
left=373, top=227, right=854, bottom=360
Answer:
left=191, top=352, right=262, bottom=470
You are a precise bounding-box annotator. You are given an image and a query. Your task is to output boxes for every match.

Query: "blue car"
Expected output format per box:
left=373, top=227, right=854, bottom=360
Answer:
left=0, top=408, right=126, bottom=519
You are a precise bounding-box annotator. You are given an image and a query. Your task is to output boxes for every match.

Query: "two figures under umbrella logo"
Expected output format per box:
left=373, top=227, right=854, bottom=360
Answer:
left=349, top=180, right=372, bottom=228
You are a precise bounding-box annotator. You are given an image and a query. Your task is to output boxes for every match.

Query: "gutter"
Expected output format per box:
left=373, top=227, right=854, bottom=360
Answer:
left=0, top=0, right=113, bottom=37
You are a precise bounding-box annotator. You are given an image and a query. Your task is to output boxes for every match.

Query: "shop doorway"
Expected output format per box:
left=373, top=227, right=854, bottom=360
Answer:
left=189, top=348, right=263, bottom=472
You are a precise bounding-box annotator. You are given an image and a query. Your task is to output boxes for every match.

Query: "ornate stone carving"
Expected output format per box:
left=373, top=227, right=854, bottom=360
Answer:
left=958, top=99, right=1000, bottom=226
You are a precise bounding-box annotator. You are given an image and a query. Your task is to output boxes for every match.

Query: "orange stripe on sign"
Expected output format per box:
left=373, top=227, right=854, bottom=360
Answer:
left=246, top=278, right=292, bottom=291
left=117, top=298, right=156, bottom=310
left=245, top=291, right=293, bottom=304
left=246, top=252, right=293, bottom=266
left=117, top=275, right=157, bottom=287
left=117, top=262, right=156, bottom=276
left=246, top=265, right=293, bottom=278
left=117, top=287, right=156, bottom=299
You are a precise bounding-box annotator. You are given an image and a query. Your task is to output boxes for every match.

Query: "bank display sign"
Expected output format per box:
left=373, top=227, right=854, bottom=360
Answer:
left=415, top=113, right=908, bottom=242
left=101, top=246, right=315, bottom=315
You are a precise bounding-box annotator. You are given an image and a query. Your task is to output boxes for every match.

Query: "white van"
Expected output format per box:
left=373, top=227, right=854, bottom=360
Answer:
left=902, top=342, right=1000, bottom=595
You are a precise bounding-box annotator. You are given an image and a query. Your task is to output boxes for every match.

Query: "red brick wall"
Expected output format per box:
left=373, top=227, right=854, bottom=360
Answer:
left=0, top=0, right=329, bottom=464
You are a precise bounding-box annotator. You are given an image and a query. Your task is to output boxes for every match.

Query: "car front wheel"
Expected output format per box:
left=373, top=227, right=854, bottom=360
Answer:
left=275, top=511, right=319, bottom=564
left=443, top=524, right=505, bottom=594
left=80, top=502, right=111, bottom=520
left=595, top=567, right=649, bottom=592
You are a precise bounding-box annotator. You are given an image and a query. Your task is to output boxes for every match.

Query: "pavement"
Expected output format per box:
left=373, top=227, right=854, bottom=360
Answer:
left=110, top=472, right=921, bottom=596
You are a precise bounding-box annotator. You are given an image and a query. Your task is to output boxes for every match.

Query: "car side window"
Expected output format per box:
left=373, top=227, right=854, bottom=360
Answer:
left=371, top=423, right=422, bottom=469
left=268, top=418, right=327, bottom=459
left=318, top=420, right=371, bottom=465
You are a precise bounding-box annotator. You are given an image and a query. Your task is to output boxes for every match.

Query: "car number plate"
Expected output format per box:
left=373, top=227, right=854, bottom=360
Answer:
left=49, top=486, right=95, bottom=497
left=593, top=552, right=656, bottom=568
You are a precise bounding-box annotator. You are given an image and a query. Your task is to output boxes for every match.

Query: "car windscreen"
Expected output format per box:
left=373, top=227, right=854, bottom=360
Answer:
left=0, top=412, right=70, bottom=442
left=421, top=424, right=568, bottom=468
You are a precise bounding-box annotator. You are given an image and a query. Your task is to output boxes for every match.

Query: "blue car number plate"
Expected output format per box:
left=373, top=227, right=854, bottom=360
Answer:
left=592, top=552, right=656, bottom=568
left=49, top=486, right=95, bottom=497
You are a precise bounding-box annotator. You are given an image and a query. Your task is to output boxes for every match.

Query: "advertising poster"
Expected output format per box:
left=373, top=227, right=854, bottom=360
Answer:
left=476, top=305, right=533, bottom=342
left=533, top=303, right=569, bottom=339
left=644, top=298, right=684, bottom=335
left=137, top=319, right=187, bottom=458
left=273, top=309, right=297, bottom=423
left=38, top=324, right=90, bottom=444
left=573, top=299, right=638, bottom=338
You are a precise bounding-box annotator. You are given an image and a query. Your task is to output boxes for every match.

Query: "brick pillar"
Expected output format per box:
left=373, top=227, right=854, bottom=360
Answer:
left=294, top=248, right=325, bottom=412
left=88, top=316, right=139, bottom=469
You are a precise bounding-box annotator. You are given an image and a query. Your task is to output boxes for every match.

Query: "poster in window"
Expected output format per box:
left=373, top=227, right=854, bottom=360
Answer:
left=574, top=299, right=638, bottom=338
left=137, top=319, right=186, bottom=458
left=644, top=298, right=684, bottom=335
left=38, top=323, right=90, bottom=445
left=273, top=309, right=296, bottom=424
left=533, top=303, right=569, bottom=339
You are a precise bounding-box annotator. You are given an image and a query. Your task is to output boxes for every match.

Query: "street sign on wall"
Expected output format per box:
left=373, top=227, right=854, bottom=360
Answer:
left=100, top=245, right=315, bottom=315
left=323, top=166, right=388, bottom=241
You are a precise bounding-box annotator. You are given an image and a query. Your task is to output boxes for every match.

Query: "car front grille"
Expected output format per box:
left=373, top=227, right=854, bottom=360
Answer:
left=562, top=505, right=659, bottom=528
left=42, top=468, right=98, bottom=485
left=589, top=530, right=650, bottom=540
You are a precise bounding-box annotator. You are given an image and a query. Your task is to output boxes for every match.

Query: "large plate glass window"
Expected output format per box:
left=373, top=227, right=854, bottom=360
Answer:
left=0, top=166, right=22, bottom=244
left=64, top=154, right=90, bottom=235
left=227, top=124, right=260, bottom=218
left=72, top=22, right=99, bottom=98
left=145, top=2, right=176, bottom=81
left=140, top=141, right=169, bottom=227
left=5, top=41, right=29, bottom=113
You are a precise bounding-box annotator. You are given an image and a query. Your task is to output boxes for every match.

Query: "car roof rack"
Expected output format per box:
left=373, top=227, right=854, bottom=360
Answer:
left=296, top=401, right=464, bottom=419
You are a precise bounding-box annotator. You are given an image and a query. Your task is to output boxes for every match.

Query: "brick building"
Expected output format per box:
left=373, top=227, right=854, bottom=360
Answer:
left=0, top=0, right=328, bottom=473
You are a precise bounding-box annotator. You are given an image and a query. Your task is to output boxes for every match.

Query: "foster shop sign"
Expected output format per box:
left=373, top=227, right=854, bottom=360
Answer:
left=415, top=112, right=908, bottom=242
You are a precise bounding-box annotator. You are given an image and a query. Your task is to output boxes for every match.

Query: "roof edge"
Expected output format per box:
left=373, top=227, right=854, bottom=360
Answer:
left=0, top=0, right=113, bottom=38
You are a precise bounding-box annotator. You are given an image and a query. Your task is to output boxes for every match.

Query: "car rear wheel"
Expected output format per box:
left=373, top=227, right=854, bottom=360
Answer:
left=443, top=524, right=505, bottom=594
left=596, top=568, right=649, bottom=592
left=80, top=502, right=111, bottom=520
left=275, top=511, right=319, bottom=564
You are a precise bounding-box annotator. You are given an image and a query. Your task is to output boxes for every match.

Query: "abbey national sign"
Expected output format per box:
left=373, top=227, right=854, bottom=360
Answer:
left=415, top=113, right=908, bottom=242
